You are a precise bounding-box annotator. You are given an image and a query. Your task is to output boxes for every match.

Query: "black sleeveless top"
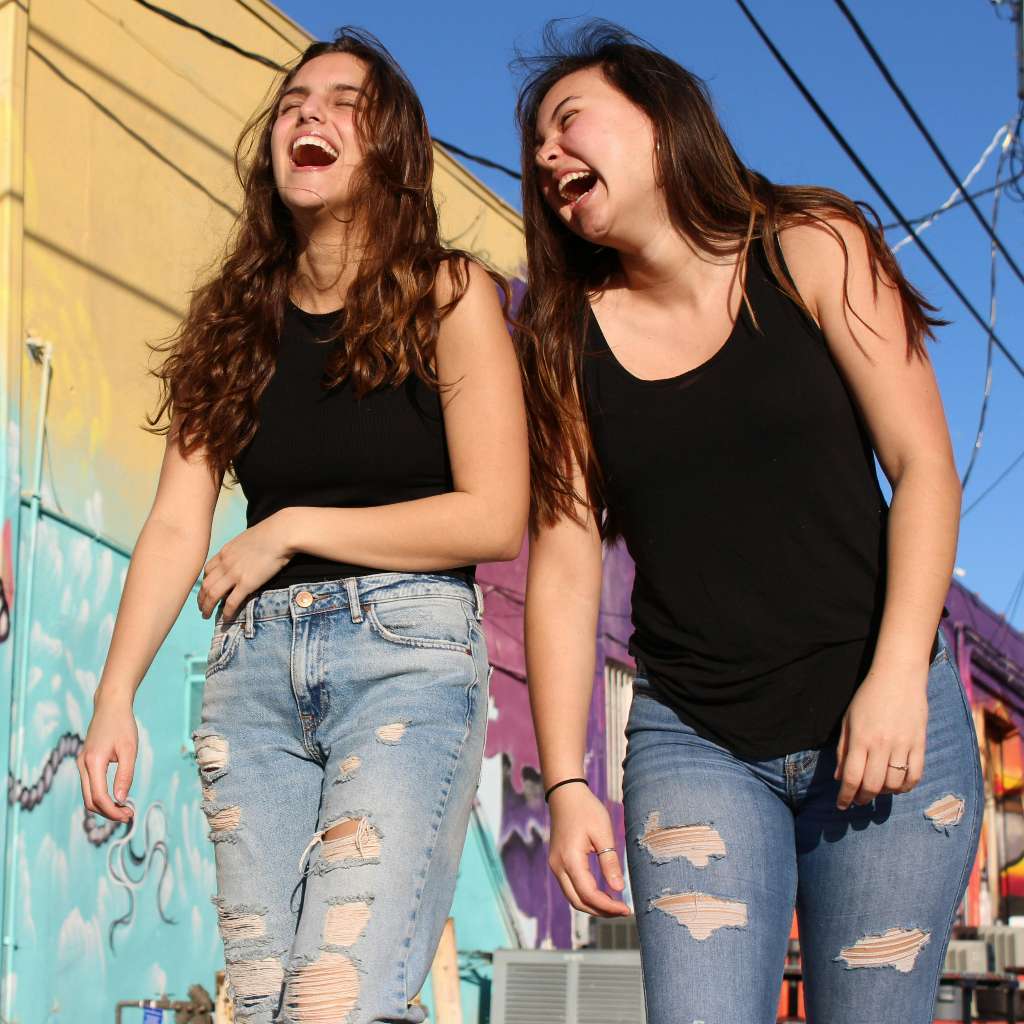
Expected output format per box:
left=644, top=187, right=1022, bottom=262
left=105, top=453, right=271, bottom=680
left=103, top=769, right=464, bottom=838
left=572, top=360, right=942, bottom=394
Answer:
left=582, top=240, right=887, bottom=758
left=234, top=302, right=474, bottom=591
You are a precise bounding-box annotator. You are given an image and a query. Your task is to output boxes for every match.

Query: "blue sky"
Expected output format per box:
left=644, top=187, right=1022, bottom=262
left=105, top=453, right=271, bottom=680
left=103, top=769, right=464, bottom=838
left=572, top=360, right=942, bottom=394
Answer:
left=278, top=0, right=1024, bottom=626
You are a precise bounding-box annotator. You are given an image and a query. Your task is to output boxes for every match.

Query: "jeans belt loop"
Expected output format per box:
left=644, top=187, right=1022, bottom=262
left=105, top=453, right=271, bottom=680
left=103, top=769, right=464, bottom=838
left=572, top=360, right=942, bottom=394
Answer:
left=345, top=578, right=363, bottom=624
left=472, top=583, right=485, bottom=621
left=244, top=596, right=256, bottom=639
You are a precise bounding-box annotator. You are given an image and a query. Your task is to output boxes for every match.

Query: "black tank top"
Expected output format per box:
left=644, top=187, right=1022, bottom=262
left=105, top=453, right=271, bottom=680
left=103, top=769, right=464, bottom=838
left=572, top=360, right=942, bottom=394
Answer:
left=582, top=239, right=887, bottom=758
left=234, top=302, right=474, bottom=590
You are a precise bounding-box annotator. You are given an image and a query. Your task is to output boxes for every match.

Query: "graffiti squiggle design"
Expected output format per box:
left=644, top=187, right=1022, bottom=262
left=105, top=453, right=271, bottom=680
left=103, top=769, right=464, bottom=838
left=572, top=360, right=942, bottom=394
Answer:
left=107, top=801, right=175, bottom=950
left=6, top=730, right=124, bottom=845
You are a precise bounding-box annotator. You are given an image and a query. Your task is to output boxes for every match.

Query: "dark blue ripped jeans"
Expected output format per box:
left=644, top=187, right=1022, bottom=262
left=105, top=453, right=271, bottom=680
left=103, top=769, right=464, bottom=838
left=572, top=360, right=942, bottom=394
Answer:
left=192, top=574, right=491, bottom=1024
left=622, top=634, right=983, bottom=1024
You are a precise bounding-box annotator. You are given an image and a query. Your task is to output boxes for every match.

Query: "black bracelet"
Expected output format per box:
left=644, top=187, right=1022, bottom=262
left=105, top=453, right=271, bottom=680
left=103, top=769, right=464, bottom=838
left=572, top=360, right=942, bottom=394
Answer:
left=544, top=777, right=589, bottom=803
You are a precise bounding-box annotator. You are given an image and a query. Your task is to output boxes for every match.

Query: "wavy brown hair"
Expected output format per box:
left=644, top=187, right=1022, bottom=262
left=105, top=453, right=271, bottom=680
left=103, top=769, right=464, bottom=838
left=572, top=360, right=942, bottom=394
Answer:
left=150, top=28, right=508, bottom=477
left=514, top=21, right=944, bottom=536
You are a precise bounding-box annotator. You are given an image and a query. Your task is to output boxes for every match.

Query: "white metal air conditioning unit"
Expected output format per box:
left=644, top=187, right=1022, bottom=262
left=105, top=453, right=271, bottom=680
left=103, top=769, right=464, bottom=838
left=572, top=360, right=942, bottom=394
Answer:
left=944, top=939, right=988, bottom=973
left=491, top=949, right=646, bottom=1024
left=977, top=925, right=1024, bottom=971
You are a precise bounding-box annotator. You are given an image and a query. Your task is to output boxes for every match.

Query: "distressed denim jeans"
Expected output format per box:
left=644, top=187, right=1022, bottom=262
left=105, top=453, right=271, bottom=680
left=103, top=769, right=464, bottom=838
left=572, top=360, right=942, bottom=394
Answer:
left=622, top=633, right=983, bottom=1024
left=192, top=573, right=491, bottom=1023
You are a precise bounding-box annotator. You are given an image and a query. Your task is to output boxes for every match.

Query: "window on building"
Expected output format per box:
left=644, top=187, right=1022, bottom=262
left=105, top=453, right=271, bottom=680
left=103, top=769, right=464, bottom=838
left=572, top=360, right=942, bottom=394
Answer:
left=604, top=659, right=636, bottom=804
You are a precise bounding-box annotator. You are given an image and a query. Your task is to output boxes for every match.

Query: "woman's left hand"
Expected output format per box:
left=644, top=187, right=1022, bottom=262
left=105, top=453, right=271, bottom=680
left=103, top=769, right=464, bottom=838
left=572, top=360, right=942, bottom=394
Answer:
left=834, top=666, right=928, bottom=810
left=198, top=512, right=294, bottom=621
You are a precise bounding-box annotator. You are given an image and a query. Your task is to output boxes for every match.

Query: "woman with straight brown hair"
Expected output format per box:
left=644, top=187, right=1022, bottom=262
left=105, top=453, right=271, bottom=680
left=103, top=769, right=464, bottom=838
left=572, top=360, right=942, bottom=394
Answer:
left=516, top=20, right=981, bottom=1024
left=78, top=28, right=527, bottom=1023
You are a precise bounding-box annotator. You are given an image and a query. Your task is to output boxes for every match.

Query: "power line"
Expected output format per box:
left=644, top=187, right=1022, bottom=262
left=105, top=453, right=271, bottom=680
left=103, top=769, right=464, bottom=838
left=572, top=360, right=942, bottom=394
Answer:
left=882, top=169, right=1024, bottom=230
left=734, top=0, right=1024, bottom=381
left=133, top=0, right=284, bottom=70
left=131, top=0, right=523, bottom=182
left=890, top=121, right=1011, bottom=252
left=961, top=122, right=1015, bottom=490
left=833, top=0, right=1024, bottom=288
left=961, top=446, right=1024, bottom=518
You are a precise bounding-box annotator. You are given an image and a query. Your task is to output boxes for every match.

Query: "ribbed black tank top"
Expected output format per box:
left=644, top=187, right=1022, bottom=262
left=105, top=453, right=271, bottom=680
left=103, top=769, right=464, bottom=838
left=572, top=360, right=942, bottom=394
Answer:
left=234, top=302, right=474, bottom=590
left=583, top=239, right=887, bottom=759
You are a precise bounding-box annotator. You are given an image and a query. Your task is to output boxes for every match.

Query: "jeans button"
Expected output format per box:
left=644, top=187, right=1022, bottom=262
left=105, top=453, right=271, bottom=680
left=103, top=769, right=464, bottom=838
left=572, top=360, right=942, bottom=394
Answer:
left=295, top=591, right=314, bottom=608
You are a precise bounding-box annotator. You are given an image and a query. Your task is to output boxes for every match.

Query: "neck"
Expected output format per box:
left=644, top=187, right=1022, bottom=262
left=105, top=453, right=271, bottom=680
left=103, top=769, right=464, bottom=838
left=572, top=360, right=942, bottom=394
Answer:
left=290, top=211, right=367, bottom=313
left=616, top=225, right=735, bottom=308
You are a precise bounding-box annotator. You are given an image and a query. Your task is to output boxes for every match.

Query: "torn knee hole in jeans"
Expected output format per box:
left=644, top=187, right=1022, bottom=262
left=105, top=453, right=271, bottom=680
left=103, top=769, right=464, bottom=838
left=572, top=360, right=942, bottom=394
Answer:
left=228, top=956, right=285, bottom=1000
left=195, top=733, right=229, bottom=780
left=299, top=814, right=382, bottom=875
left=650, top=890, right=748, bottom=940
left=324, top=897, right=372, bottom=947
left=925, top=795, right=965, bottom=833
left=204, top=804, right=241, bottom=838
left=285, top=952, right=360, bottom=1023
left=835, top=928, right=931, bottom=973
left=375, top=721, right=408, bottom=745
left=215, top=898, right=267, bottom=941
left=335, top=755, right=361, bottom=783
left=639, top=811, right=726, bottom=867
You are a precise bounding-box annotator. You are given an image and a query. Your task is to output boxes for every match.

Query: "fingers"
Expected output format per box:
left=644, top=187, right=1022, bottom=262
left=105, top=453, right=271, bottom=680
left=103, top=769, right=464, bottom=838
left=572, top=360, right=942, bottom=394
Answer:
left=83, top=750, right=133, bottom=823
left=198, top=568, right=231, bottom=619
left=77, top=751, right=96, bottom=814
left=112, top=742, right=137, bottom=805
left=220, top=584, right=248, bottom=624
left=553, top=868, right=589, bottom=915
left=563, top=853, right=630, bottom=916
left=833, top=717, right=849, bottom=782
left=899, top=746, right=925, bottom=794
left=836, top=741, right=866, bottom=810
left=596, top=847, right=626, bottom=893
left=853, top=747, right=889, bottom=806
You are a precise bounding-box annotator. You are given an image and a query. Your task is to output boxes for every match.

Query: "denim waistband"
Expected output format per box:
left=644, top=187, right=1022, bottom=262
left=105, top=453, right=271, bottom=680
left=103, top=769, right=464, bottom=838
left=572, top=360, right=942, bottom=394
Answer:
left=220, top=572, right=484, bottom=633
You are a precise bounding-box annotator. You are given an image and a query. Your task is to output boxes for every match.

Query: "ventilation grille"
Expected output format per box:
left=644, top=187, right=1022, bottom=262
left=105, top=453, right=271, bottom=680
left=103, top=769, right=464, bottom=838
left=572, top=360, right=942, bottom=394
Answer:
left=492, top=950, right=646, bottom=1024
left=185, top=654, right=206, bottom=749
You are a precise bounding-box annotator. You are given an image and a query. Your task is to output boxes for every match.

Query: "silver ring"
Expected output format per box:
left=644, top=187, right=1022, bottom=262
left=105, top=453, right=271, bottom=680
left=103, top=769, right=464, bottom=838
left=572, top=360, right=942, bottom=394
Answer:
left=888, top=763, right=908, bottom=771
left=596, top=847, right=616, bottom=856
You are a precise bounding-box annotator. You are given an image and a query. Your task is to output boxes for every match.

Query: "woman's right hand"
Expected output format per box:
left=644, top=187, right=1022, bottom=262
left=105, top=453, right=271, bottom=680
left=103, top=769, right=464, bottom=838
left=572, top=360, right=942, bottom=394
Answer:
left=548, top=784, right=631, bottom=917
left=77, top=694, right=137, bottom=824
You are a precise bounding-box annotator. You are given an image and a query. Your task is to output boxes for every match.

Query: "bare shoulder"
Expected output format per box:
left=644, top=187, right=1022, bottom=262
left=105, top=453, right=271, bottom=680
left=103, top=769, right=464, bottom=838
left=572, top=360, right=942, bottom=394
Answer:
left=777, top=216, right=883, bottom=320
left=433, top=254, right=501, bottom=311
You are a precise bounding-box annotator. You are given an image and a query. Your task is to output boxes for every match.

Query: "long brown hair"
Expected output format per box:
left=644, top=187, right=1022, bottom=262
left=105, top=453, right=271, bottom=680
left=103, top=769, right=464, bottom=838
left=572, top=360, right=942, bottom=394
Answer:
left=514, top=20, right=943, bottom=536
left=150, top=28, right=507, bottom=477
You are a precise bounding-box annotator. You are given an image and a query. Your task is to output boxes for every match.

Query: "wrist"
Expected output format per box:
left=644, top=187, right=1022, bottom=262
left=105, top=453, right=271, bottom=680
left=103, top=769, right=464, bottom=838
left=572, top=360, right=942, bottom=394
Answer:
left=93, top=681, right=136, bottom=710
left=273, top=507, right=302, bottom=558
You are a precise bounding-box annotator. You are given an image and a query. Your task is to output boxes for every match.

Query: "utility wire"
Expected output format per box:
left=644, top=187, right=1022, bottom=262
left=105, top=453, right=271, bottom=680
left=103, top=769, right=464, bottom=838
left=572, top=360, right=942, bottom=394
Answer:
left=961, top=124, right=1015, bottom=490
left=891, top=122, right=1011, bottom=253
left=131, top=0, right=523, bottom=181
left=961, top=446, right=1024, bottom=518
left=734, top=0, right=1024, bottom=381
left=882, top=169, right=1024, bottom=230
left=133, top=0, right=284, bottom=70
left=833, top=0, right=1024, bottom=287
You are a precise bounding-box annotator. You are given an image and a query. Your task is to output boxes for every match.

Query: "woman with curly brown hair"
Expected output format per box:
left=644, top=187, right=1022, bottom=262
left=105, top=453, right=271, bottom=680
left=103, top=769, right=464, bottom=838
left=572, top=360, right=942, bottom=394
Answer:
left=516, top=21, right=981, bottom=1024
left=78, top=29, right=527, bottom=1023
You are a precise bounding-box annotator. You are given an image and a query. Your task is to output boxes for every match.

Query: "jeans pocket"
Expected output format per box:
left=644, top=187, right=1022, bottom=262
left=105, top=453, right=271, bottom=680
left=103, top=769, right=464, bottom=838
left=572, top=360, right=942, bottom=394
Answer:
left=206, top=619, right=244, bottom=677
left=366, top=595, right=473, bottom=652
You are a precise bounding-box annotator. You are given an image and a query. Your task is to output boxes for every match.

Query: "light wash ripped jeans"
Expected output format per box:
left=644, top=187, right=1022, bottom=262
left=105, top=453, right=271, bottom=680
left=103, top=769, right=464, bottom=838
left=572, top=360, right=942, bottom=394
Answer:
left=192, top=573, right=490, bottom=1024
left=623, top=632, right=983, bottom=1024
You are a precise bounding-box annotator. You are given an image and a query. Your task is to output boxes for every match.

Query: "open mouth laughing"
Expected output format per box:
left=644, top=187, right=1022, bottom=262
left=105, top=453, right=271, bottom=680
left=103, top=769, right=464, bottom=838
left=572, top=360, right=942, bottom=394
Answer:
left=557, top=168, right=598, bottom=207
left=290, top=133, right=339, bottom=170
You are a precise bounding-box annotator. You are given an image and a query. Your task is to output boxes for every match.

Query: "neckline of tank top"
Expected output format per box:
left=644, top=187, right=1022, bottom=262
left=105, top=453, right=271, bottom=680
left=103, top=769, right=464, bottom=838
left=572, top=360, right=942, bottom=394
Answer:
left=286, top=300, right=343, bottom=344
left=586, top=253, right=763, bottom=388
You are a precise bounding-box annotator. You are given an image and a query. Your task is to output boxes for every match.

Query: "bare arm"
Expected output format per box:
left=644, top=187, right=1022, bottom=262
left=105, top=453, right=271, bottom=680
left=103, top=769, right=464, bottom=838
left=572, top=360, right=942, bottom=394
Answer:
left=80, top=430, right=221, bottom=820
left=525, top=471, right=629, bottom=916
left=199, top=260, right=530, bottom=619
left=781, top=218, right=960, bottom=807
